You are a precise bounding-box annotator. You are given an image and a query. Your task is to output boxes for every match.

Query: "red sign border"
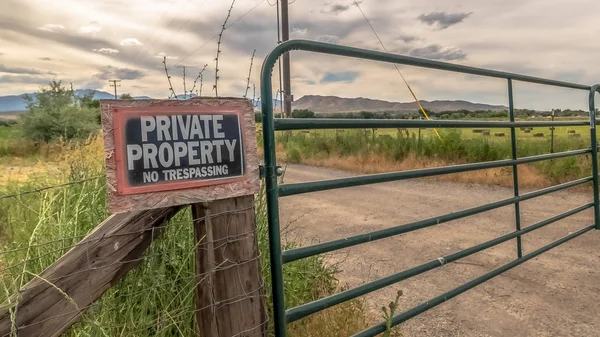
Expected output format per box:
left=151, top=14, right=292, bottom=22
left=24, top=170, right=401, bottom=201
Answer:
left=112, top=105, right=247, bottom=195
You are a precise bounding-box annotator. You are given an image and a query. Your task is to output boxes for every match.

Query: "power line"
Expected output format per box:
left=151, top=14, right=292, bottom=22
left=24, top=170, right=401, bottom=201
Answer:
left=353, top=0, right=441, bottom=139
left=147, top=0, right=208, bottom=65
left=129, top=0, right=180, bottom=62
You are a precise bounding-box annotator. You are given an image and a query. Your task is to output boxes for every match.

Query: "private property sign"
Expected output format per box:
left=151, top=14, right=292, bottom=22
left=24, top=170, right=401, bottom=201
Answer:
left=115, top=107, right=244, bottom=194
left=101, top=99, right=260, bottom=214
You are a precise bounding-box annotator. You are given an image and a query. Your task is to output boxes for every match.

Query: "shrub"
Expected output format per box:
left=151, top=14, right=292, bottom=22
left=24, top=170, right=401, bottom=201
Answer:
left=17, top=81, right=100, bottom=142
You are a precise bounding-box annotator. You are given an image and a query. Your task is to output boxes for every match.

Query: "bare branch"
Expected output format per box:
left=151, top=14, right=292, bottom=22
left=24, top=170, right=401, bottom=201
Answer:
left=190, top=64, right=208, bottom=98
left=214, top=0, right=236, bottom=97
left=163, top=56, right=178, bottom=100
left=182, top=66, right=187, bottom=99
left=243, top=49, right=256, bottom=98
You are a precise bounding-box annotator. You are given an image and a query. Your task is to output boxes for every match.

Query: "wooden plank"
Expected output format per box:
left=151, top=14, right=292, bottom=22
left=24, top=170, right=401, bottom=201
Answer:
left=192, top=195, right=267, bottom=337
left=100, top=98, right=260, bottom=214
left=0, top=206, right=182, bottom=337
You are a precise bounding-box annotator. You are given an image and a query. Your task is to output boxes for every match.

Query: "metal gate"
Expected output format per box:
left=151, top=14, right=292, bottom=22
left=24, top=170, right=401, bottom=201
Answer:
left=260, top=39, right=600, bottom=337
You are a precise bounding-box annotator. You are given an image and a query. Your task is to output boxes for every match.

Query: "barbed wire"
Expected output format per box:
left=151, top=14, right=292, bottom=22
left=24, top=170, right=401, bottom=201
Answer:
left=0, top=176, right=103, bottom=201
left=1, top=204, right=269, bottom=336
left=173, top=0, right=267, bottom=67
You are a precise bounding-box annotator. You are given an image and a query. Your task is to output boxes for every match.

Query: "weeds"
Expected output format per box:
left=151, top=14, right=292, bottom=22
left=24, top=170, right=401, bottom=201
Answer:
left=381, top=290, right=403, bottom=337
left=276, top=128, right=593, bottom=188
left=0, top=136, right=369, bottom=336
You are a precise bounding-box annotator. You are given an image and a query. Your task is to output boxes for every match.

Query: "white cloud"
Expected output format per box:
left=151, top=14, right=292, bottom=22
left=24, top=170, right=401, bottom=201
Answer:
left=80, top=25, right=101, bottom=34
left=120, top=38, right=143, bottom=46
left=93, top=48, right=119, bottom=54
left=155, top=52, right=178, bottom=60
left=317, top=35, right=340, bottom=44
left=38, top=24, right=65, bottom=32
left=290, top=27, right=308, bottom=38
left=3, top=0, right=600, bottom=110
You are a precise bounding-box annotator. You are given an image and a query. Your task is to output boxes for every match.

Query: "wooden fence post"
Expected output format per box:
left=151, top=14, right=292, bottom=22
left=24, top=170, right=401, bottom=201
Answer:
left=192, top=195, right=267, bottom=337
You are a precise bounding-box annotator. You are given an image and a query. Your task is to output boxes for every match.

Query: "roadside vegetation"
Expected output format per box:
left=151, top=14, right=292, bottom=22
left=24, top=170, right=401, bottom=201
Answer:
left=1, top=80, right=591, bottom=336
left=0, top=81, right=374, bottom=336
left=271, top=114, right=592, bottom=189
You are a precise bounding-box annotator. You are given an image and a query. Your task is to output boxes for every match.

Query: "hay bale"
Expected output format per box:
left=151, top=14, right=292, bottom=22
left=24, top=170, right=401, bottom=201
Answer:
left=533, top=133, right=544, bottom=137
left=472, top=129, right=483, bottom=133
left=494, top=132, right=505, bottom=137
left=569, top=133, right=581, bottom=138
left=520, top=127, right=527, bottom=131
left=524, top=129, right=531, bottom=133
left=482, top=130, right=490, bottom=136
left=300, top=130, right=310, bottom=134
left=568, top=130, right=576, bottom=134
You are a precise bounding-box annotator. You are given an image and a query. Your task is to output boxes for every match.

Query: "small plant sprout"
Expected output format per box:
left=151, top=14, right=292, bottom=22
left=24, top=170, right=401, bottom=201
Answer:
left=382, top=289, right=403, bottom=337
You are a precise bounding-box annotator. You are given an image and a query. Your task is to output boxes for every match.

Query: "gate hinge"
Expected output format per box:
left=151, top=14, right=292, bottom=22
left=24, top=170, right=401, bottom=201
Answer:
left=259, top=165, right=283, bottom=178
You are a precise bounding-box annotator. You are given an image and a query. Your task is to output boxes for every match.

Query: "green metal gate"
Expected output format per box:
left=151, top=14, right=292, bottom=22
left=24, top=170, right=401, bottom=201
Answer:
left=260, top=39, right=600, bottom=337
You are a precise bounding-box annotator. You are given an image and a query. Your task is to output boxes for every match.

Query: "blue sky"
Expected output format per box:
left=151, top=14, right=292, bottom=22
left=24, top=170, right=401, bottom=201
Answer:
left=1, top=0, right=599, bottom=110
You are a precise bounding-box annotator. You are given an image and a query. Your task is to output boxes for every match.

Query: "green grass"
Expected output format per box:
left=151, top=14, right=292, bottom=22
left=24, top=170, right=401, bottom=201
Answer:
left=275, top=127, right=592, bottom=186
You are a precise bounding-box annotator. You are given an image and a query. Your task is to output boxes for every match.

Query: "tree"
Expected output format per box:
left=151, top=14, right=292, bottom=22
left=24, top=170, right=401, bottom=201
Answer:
left=18, top=81, right=100, bottom=142
left=120, top=93, right=133, bottom=100
left=291, top=109, right=315, bottom=118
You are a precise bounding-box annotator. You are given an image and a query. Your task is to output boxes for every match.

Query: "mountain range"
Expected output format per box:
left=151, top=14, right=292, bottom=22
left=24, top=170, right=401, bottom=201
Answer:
left=0, top=89, right=151, bottom=112
left=0, top=90, right=507, bottom=114
left=291, top=95, right=508, bottom=114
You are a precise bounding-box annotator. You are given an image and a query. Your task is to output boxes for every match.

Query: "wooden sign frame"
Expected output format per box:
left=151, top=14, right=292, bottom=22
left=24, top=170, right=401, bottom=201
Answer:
left=100, top=98, right=260, bottom=214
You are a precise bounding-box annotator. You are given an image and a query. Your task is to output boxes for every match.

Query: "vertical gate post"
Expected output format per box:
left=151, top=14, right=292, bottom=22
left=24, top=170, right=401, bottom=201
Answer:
left=589, top=85, right=600, bottom=229
left=192, top=196, right=268, bottom=337
left=508, top=79, right=523, bottom=257
left=261, top=51, right=287, bottom=337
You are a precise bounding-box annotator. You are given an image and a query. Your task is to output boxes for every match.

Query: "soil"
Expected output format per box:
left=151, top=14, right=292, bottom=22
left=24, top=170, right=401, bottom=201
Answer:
left=279, top=164, right=600, bottom=337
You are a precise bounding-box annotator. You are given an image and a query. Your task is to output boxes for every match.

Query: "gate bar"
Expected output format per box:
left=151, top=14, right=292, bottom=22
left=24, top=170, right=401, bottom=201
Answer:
left=589, top=85, right=600, bottom=229
left=279, top=149, right=590, bottom=197
left=263, top=40, right=591, bottom=91
left=286, top=203, right=593, bottom=323
left=507, top=79, right=523, bottom=258
left=273, top=119, right=589, bottom=131
left=282, top=176, right=592, bottom=264
left=352, top=224, right=595, bottom=337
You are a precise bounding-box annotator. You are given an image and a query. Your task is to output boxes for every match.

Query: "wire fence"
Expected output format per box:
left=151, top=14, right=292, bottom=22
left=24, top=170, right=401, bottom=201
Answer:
left=0, top=193, right=271, bottom=336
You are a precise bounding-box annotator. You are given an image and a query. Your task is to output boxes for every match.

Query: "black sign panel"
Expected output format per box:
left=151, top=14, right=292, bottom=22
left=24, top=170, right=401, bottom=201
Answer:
left=114, top=109, right=245, bottom=195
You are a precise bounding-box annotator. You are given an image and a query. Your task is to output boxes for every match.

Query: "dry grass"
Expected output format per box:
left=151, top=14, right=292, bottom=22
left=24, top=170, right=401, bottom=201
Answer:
left=278, top=148, right=558, bottom=190
left=288, top=297, right=370, bottom=337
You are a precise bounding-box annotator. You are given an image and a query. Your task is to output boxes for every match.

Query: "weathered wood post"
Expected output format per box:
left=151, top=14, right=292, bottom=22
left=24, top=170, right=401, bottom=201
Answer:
left=192, top=196, right=266, bottom=336
left=102, top=98, right=265, bottom=336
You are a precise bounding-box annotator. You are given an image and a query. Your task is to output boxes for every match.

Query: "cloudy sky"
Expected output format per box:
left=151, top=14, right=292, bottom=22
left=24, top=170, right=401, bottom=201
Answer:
left=1, top=0, right=599, bottom=110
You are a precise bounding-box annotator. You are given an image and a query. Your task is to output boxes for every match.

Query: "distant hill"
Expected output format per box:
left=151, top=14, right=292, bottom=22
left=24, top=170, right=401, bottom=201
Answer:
left=291, top=95, right=507, bottom=114
left=0, top=89, right=152, bottom=112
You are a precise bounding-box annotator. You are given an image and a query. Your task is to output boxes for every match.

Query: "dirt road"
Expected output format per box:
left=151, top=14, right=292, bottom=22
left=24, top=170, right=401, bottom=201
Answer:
left=279, top=164, right=600, bottom=337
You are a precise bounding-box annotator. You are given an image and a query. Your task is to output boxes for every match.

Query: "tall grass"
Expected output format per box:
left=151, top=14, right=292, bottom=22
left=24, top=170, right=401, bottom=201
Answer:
left=0, top=136, right=369, bottom=336
left=277, top=129, right=592, bottom=187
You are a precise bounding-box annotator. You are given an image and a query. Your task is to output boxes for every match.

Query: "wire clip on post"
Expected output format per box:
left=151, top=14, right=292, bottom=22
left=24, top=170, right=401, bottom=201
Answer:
left=260, top=165, right=283, bottom=178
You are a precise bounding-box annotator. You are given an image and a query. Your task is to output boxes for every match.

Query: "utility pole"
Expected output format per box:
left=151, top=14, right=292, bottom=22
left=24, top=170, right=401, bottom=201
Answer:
left=109, top=79, right=121, bottom=99
left=280, top=0, right=292, bottom=118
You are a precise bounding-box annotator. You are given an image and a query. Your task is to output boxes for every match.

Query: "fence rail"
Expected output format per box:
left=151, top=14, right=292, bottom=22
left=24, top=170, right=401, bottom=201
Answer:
left=261, top=39, right=600, bottom=337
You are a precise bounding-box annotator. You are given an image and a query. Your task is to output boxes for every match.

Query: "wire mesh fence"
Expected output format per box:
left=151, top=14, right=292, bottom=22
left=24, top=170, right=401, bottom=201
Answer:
left=0, top=177, right=271, bottom=336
